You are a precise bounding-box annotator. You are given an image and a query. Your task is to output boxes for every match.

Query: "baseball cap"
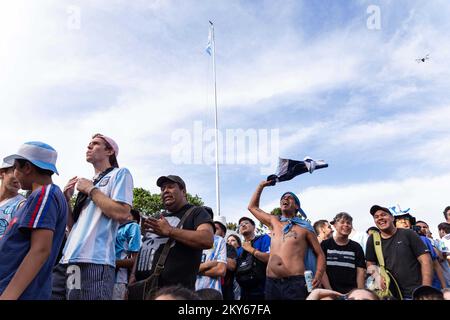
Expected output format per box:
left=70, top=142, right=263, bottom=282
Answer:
left=0, top=161, right=13, bottom=170
left=3, top=141, right=58, bottom=175
left=156, top=175, right=186, bottom=190
left=238, top=216, right=255, bottom=226
left=94, top=134, right=119, bottom=157
left=370, top=205, right=392, bottom=216
left=412, top=285, right=444, bottom=300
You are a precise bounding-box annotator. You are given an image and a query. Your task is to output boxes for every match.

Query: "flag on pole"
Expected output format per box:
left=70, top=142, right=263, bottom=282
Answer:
left=267, top=156, right=328, bottom=185
left=206, top=21, right=213, bottom=55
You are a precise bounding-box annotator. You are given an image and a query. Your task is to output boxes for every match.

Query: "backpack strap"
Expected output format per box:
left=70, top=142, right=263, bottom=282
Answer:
left=152, top=206, right=197, bottom=277
left=373, top=231, right=385, bottom=267
left=372, top=231, right=404, bottom=300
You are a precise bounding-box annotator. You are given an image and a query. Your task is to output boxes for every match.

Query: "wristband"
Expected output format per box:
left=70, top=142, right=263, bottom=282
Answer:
left=88, top=186, right=98, bottom=197
left=252, top=248, right=257, bottom=256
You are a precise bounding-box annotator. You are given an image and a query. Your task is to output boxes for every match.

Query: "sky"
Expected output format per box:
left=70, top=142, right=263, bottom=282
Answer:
left=1, top=0, right=450, bottom=237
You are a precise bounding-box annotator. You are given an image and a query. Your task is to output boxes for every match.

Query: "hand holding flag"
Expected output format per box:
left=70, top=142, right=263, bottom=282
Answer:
left=267, top=156, right=328, bottom=185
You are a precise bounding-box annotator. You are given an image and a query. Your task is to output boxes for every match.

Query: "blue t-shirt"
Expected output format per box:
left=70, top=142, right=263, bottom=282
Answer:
left=421, top=235, right=442, bottom=289
left=115, top=221, right=141, bottom=284
left=0, top=184, right=68, bottom=299
left=236, top=246, right=243, bottom=257
left=236, top=234, right=271, bottom=257
left=253, top=234, right=271, bottom=254
left=237, top=234, right=271, bottom=298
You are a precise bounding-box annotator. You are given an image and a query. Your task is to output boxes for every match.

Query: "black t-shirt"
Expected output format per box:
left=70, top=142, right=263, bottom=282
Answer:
left=135, top=204, right=213, bottom=290
left=321, top=237, right=366, bottom=294
left=222, top=243, right=238, bottom=300
left=366, top=228, right=429, bottom=298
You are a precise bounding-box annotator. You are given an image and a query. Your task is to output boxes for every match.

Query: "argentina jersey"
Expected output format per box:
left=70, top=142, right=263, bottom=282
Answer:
left=0, top=194, right=25, bottom=239
left=195, top=235, right=227, bottom=292
left=61, top=167, right=134, bottom=267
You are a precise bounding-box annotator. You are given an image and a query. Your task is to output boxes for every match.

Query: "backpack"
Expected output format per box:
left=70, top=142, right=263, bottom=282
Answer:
left=235, top=236, right=266, bottom=288
left=371, top=232, right=403, bottom=300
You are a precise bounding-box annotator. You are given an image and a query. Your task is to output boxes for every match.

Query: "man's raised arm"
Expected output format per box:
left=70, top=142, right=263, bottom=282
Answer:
left=248, top=180, right=275, bottom=227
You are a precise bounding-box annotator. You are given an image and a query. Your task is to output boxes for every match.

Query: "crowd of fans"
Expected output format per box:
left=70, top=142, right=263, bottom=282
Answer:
left=0, top=136, right=449, bottom=301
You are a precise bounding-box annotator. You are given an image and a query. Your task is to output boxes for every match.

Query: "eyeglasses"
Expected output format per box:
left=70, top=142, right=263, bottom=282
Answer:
left=239, top=221, right=251, bottom=227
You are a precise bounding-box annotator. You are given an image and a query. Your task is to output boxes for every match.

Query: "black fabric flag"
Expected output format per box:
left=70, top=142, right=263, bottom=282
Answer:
left=267, top=157, right=328, bottom=185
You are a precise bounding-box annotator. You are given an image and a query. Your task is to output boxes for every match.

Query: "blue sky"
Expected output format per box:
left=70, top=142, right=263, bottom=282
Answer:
left=1, top=0, right=450, bottom=236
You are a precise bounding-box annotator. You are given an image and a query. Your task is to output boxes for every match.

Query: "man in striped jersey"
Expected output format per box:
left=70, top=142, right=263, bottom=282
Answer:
left=60, top=134, right=133, bottom=300
left=0, top=141, right=67, bottom=300
left=0, top=161, right=25, bottom=240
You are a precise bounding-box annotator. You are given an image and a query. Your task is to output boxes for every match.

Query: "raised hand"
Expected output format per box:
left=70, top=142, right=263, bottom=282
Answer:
left=64, top=176, right=78, bottom=201
left=76, top=178, right=94, bottom=195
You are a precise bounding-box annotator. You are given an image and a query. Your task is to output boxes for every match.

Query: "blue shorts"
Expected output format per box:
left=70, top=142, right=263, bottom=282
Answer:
left=265, top=275, right=308, bottom=300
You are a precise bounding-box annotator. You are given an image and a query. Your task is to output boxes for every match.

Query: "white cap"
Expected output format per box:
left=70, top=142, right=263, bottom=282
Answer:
left=0, top=161, right=13, bottom=170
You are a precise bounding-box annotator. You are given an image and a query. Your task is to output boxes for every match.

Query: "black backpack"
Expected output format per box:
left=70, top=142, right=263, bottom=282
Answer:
left=235, top=236, right=266, bottom=288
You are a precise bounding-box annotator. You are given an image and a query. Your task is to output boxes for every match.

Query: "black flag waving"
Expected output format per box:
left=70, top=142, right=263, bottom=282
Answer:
left=267, top=157, right=328, bottom=185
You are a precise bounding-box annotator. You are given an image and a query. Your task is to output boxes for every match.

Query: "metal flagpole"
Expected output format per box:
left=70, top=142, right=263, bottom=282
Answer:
left=210, top=20, right=221, bottom=217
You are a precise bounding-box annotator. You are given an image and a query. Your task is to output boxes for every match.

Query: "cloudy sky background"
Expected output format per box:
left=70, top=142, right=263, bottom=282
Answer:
left=1, top=0, right=450, bottom=236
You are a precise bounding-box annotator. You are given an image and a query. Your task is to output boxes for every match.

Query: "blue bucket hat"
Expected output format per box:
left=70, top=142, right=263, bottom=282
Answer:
left=280, top=192, right=307, bottom=218
left=389, top=205, right=416, bottom=225
left=3, top=141, right=59, bottom=175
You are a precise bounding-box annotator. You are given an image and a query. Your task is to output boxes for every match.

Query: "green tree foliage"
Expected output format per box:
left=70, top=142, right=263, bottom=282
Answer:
left=133, top=187, right=204, bottom=217
left=256, top=221, right=269, bottom=235
left=271, top=207, right=281, bottom=216
left=227, top=222, right=238, bottom=232
left=187, top=193, right=204, bottom=208
left=255, top=208, right=281, bottom=235
left=70, top=194, right=77, bottom=208
left=133, top=187, right=162, bottom=215
left=67, top=188, right=205, bottom=219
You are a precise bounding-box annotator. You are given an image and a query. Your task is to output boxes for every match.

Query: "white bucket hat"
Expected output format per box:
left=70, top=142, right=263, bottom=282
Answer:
left=3, top=141, right=58, bottom=175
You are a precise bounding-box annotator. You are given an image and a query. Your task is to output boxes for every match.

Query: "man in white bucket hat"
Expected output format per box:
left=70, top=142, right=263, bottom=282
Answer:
left=0, top=141, right=67, bottom=300
left=214, top=215, right=239, bottom=300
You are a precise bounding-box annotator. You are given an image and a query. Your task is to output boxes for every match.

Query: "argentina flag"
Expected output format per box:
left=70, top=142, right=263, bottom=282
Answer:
left=205, top=21, right=213, bottom=55
left=267, top=157, right=328, bottom=185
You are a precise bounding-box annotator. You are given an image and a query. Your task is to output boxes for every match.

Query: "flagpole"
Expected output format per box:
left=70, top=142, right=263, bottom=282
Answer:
left=210, top=21, right=221, bottom=217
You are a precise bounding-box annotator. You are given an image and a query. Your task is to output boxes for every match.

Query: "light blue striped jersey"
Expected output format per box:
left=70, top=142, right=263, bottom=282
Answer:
left=115, top=221, right=141, bottom=284
left=195, top=235, right=227, bottom=292
left=61, top=167, right=134, bottom=267
left=0, top=194, right=25, bottom=239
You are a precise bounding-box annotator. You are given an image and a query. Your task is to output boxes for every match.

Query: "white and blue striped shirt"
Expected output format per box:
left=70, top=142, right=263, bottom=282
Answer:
left=61, top=167, right=134, bottom=267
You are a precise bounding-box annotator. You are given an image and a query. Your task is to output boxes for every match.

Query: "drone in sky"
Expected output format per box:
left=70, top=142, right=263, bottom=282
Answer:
left=416, top=54, right=430, bottom=63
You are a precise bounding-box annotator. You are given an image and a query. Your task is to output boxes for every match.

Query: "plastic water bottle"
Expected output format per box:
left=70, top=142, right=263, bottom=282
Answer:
left=366, top=275, right=376, bottom=290
left=305, top=270, right=313, bottom=292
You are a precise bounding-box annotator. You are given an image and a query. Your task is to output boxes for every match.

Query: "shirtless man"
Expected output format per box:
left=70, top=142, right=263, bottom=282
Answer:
left=248, top=180, right=326, bottom=300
